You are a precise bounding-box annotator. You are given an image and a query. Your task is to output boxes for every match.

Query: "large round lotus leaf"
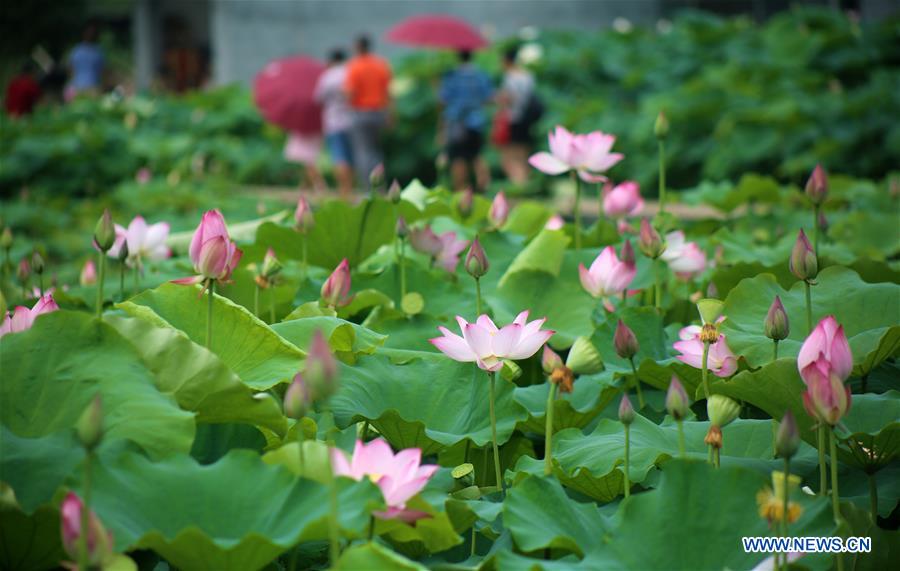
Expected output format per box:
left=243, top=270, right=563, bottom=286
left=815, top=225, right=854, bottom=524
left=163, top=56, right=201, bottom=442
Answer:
left=335, top=541, right=427, bottom=571
left=514, top=416, right=820, bottom=502
left=118, top=283, right=305, bottom=390
left=498, top=229, right=571, bottom=286
left=0, top=310, right=194, bottom=459
left=105, top=314, right=286, bottom=435
left=330, top=352, right=528, bottom=455
left=0, top=427, right=84, bottom=514
left=272, top=315, right=386, bottom=362
left=721, top=267, right=900, bottom=375
left=513, top=372, right=621, bottom=434
left=80, top=449, right=383, bottom=571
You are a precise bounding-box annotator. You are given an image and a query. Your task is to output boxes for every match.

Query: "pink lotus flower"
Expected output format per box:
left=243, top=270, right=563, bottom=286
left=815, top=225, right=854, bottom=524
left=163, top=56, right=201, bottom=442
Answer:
left=294, top=196, right=314, bottom=232
left=430, top=311, right=555, bottom=371
left=544, top=215, right=565, bottom=230
left=798, top=316, right=852, bottom=385
left=660, top=231, right=706, bottom=280
left=802, top=368, right=851, bottom=426
left=578, top=246, right=636, bottom=303
left=173, top=210, right=242, bottom=287
left=409, top=227, right=469, bottom=273
left=321, top=258, right=352, bottom=307
left=108, top=216, right=171, bottom=268
left=489, top=192, right=509, bottom=228
left=0, top=293, right=59, bottom=339
left=673, top=325, right=737, bottom=377
left=60, top=492, right=114, bottom=567
left=80, top=260, right=97, bottom=286
left=602, top=181, right=644, bottom=218
left=332, top=439, right=438, bottom=521
left=529, top=126, right=624, bottom=182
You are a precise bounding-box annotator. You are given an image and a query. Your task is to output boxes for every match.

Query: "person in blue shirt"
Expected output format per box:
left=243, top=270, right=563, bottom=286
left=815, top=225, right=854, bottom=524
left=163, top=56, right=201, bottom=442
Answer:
left=439, top=50, right=493, bottom=191
left=67, top=24, right=105, bottom=99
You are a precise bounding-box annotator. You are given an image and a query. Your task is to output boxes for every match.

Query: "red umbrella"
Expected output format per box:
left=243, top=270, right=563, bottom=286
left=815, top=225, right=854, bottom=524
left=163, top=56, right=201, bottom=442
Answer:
left=386, top=14, right=489, bottom=51
left=253, top=56, right=325, bottom=135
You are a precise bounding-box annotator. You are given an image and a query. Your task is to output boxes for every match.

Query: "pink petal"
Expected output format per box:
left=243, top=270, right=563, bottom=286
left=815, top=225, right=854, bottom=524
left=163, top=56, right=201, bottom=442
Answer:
left=529, top=152, right=570, bottom=175
left=579, top=263, right=600, bottom=297
left=513, top=310, right=530, bottom=327
left=331, top=448, right=353, bottom=478
left=507, top=329, right=555, bottom=360
left=476, top=315, right=499, bottom=333
left=430, top=328, right=477, bottom=362
left=492, top=323, right=522, bottom=357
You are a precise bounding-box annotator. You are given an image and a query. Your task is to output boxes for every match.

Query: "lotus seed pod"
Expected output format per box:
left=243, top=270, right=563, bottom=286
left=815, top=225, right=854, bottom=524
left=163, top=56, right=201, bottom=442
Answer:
left=565, top=336, right=603, bottom=375
left=707, top=395, right=740, bottom=428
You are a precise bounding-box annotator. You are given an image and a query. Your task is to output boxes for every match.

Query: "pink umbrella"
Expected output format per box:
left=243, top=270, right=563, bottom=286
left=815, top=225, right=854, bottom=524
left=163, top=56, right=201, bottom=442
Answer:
left=386, top=14, right=489, bottom=51
left=253, top=56, right=325, bottom=135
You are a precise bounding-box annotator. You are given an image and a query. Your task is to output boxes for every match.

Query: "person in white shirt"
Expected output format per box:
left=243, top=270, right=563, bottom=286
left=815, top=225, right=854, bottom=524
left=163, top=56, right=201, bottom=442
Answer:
left=496, top=47, right=538, bottom=185
left=314, top=49, right=355, bottom=198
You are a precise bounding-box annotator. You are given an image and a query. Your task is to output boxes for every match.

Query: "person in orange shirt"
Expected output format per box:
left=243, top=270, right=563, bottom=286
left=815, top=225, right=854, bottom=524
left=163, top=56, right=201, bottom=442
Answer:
left=344, top=35, right=392, bottom=184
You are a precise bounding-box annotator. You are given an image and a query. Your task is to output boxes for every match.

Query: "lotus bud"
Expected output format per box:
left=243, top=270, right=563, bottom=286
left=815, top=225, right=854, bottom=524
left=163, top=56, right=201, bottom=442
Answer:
left=541, top=345, right=564, bottom=374
left=489, top=191, right=509, bottom=228
left=80, top=260, right=98, bottom=286
left=654, top=111, right=669, bottom=140
left=802, top=372, right=851, bottom=426
left=764, top=296, right=789, bottom=341
left=565, top=336, right=603, bottom=375
left=395, top=216, right=408, bottom=239
left=464, top=236, right=489, bottom=279
left=320, top=259, right=352, bottom=307
left=387, top=179, right=402, bottom=203
left=789, top=229, right=818, bottom=281
left=60, top=492, right=114, bottom=566
left=620, top=239, right=635, bottom=266
left=665, top=376, right=689, bottom=420
left=116, top=239, right=129, bottom=263
left=17, top=258, right=30, bottom=283
left=305, top=330, right=339, bottom=401
left=93, top=209, right=116, bottom=252
left=294, top=196, right=314, bottom=233
left=457, top=188, right=474, bottom=218
left=550, top=365, right=575, bottom=393
left=804, top=164, right=828, bottom=206
left=75, top=395, right=103, bottom=451
left=1, top=227, right=12, bottom=249
left=369, top=163, right=385, bottom=190
left=31, top=251, right=44, bottom=275
left=614, top=320, right=639, bottom=360
left=260, top=248, right=282, bottom=280
left=638, top=219, right=665, bottom=259
left=696, top=298, right=724, bottom=325
left=776, top=410, right=800, bottom=459
left=618, top=394, right=635, bottom=426
left=283, top=373, right=312, bottom=419
left=817, top=210, right=828, bottom=233
left=707, top=395, right=740, bottom=428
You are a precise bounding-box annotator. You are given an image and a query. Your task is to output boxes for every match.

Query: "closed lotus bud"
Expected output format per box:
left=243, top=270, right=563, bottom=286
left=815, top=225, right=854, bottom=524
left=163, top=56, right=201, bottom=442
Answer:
left=654, top=111, right=669, bottom=140
left=489, top=192, right=509, bottom=228
left=94, top=209, right=116, bottom=252
left=614, top=320, right=639, bottom=360
left=620, top=239, right=635, bottom=266
left=464, top=236, right=489, bottom=279
left=542, top=345, right=564, bottom=374
left=396, top=216, right=408, bottom=238
left=260, top=248, right=282, bottom=280
left=776, top=410, right=800, bottom=459
left=618, top=394, right=635, bottom=426
left=320, top=259, right=352, bottom=307
left=387, top=179, right=402, bottom=203
left=31, top=251, right=44, bottom=275
left=804, top=164, right=828, bottom=206
left=305, top=330, right=338, bottom=401
left=116, top=239, right=129, bottom=263
left=665, top=376, right=689, bottom=420
left=283, top=373, right=311, bottom=419
left=17, top=258, right=30, bottom=282
left=696, top=298, right=724, bottom=325
left=789, top=229, right=818, bottom=281
left=764, top=296, right=789, bottom=341
left=638, top=219, right=665, bottom=259
left=565, top=336, right=603, bottom=375
left=817, top=210, right=828, bottom=233
left=60, top=492, right=114, bottom=566
left=1, top=227, right=12, bottom=249
left=294, top=196, right=314, bottom=233
left=76, top=395, right=103, bottom=451
left=80, top=260, right=98, bottom=286
left=369, top=163, right=385, bottom=190
left=707, top=395, right=740, bottom=428
left=458, top=188, right=474, bottom=218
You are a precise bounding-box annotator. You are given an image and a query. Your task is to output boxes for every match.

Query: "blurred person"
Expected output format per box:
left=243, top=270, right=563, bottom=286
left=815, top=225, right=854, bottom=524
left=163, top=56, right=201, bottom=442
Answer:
left=315, top=48, right=354, bottom=198
left=496, top=47, right=541, bottom=185
left=439, top=50, right=493, bottom=191
left=5, top=61, right=42, bottom=117
left=345, top=35, right=391, bottom=184
left=284, top=133, right=326, bottom=193
left=67, top=23, right=105, bottom=100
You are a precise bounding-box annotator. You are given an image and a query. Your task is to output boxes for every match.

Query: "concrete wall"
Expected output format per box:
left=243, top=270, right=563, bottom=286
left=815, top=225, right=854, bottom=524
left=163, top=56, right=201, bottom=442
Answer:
left=210, top=0, right=662, bottom=85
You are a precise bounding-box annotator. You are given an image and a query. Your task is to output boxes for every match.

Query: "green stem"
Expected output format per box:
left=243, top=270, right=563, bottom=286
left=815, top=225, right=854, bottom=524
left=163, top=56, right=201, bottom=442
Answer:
left=95, top=254, right=105, bottom=318
left=658, top=140, right=666, bottom=215
left=804, top=280, right=813, bottom=335
left=326, top=441, right=341, bottom=565
left=254, top=285, right=260, bottom=317
left=488, top=372, right=504, bottom=496
left=301, top=235, right=308, bottom=284
left=830, top=429, right=845, bottom=571
left=773, top=340, right=779, bottom=362
left=571, top=171, right=582, bottom=250
left=623, top=424, right=631, bottom=498
left=361, top=421, right=369, bottom=441
left=475, top=277, right=482, bottom=317
left=772, top=419, right=778, bottom=459
left=708, top=444, right=714, bottom=465
left=714, top=446, right=720, bottom=468
left=677, top=420, right=686, bottom=458
left=470, top=526, right=477, bottom=557
left=654, top=259, right=662, bottom=310
left=868, top=473, right=878, bottom=522
left=399, top=238, right=407, bottom=301
left=817, top=425, right=827, bottom=496
left=544, top=381, right=557, bottom=476
left=269, top=288, right=276, bottom=323
left=781, top=457, right=790, bottom=539
left=629, top=358, right=645, bottom=410
left=297, top=422, right=305, bottom=473
left=133, top=264, right=139, bottom=291
left=701, top=341, right=711, bottom=400
left=78, top=452, right=93, bottom=571
left=206, top=280, right=215, bottom=349
left=813, top=205, right=820, bottom=256
left=119, top=262, right=125, bottom=301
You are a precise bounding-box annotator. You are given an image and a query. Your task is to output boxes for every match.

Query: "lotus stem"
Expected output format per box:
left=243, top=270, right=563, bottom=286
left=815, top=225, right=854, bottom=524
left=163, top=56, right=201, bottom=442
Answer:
left=133, top=265, right=139, bottom=291
left=714, top=446, right=720, bottom=468
left=475, top=277, right=482, bottom=317
left=869, top=473, right=878, bottom=522
left=677, top=420, right=686, bottom=458
left=817, top=426, right=827, bottom=496
left=772, top=340, right=779, bottom=361
left=812, top=205, right=820, bottom=256
left=623, top=424, right=631, bottom=499
left=297, top=423, right=305, bottom=472
left=206, top=280, right=215, bottom=349
left=325, top=440, right=341, bottom=565
left=95, top=254, right=105, bottom=318
left=488, top=371, right=504, bottom=496
left=658, top=139, right=667, bottom=215
left=654, top=259, right=662, bottom=310
left=301, top=235, right=308, bottom=284
left=830, top=429, right=845, bottom=571
left=571, top=171, right=582, bottom=250
left=269, top=288, right=276, bottom=323
left=772, top=419, right=778, bottom=459
left=471, top=527, right=477, bottom=556
left=629, top=357, right=645, bottom=410
left=544, top=381, right=557, bottom=476
left=804, top=280, right=813, bottom=335
left=254, top=285, right=260, bottom=317
left=399, top=237, right=407, bottom=301
left=701, top=341, right=711, bottom=400
left=781, top=457, right=791, bottom=539
left=78, top=451, right=93, bottom=571
left=119, top=261, right=125, bottom=301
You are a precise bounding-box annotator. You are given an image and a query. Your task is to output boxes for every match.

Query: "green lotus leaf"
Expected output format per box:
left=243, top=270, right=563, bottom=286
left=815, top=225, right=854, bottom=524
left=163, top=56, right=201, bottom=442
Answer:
left=499, top=229, right=571, bottom=287
left=335, top=541, right=427, bottom=571
left=0, top=504, right=66, bottom=571
left=272, top=315, right=386, bottom=361
left=0, top=427, right=84, bottom=514
left=119, top=283, right=305, bottom=390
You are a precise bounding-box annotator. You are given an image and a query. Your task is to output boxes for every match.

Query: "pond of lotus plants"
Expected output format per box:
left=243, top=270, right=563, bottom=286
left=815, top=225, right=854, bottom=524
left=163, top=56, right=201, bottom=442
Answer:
left=1, top=127, right=898, bottom=571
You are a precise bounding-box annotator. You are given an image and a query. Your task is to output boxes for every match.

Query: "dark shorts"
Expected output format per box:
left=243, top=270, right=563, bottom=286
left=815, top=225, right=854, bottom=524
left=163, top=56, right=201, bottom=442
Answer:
left=509, top=121, right=533, bottom=145
left=325, top=131, right=353, bottom=165
left=447, top=128, right=484, bottom=161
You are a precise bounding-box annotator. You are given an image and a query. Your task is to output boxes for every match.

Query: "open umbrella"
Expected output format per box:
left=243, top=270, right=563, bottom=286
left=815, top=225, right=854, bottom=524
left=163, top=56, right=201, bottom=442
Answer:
left=253, top=56, right=325, bottom=134
left=386, top=14, right=489, bottom=51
